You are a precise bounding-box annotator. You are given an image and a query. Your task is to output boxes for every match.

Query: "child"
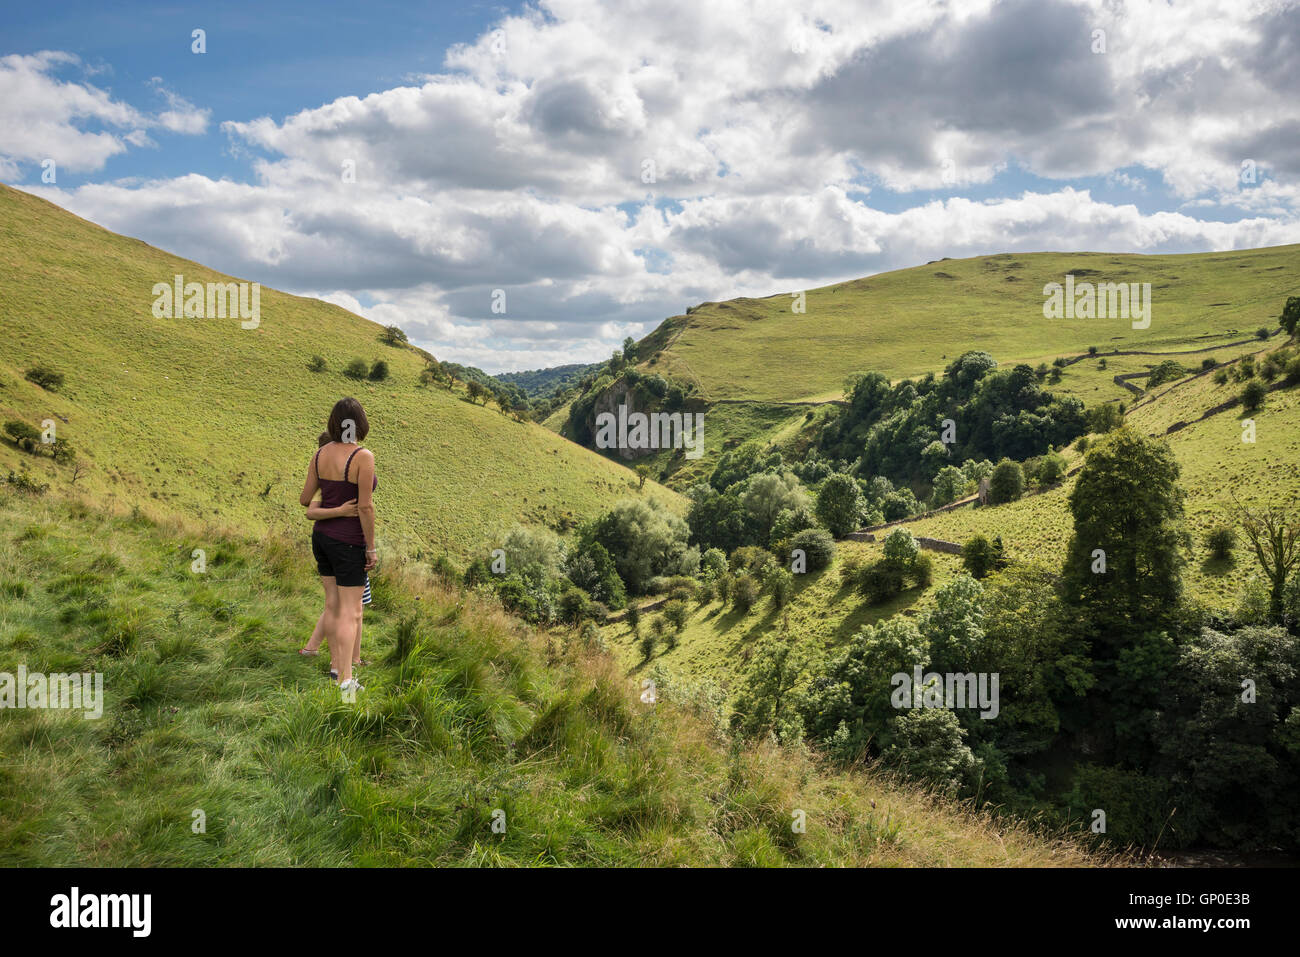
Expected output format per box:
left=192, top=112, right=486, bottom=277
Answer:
left=299, top=431, right=371, bottom=675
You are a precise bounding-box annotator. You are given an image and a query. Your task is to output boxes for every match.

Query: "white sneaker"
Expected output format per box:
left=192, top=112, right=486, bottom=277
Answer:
left=338, top=677, right=365, bottom=693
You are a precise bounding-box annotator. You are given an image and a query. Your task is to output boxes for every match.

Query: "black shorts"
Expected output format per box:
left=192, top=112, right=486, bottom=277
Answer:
left=312, top=529, right=367, bottom=587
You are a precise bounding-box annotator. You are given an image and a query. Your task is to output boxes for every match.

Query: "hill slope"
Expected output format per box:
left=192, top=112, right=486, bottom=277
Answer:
left=649, top=246, right=1300, bottom=403
left=0, top=489, right=1097, bottom=867
left=0, top=185, right=681, bottom=558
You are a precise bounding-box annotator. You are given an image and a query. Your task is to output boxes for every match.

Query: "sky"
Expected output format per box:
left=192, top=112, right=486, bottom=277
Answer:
left=3, top=0, right=1299, bottom=373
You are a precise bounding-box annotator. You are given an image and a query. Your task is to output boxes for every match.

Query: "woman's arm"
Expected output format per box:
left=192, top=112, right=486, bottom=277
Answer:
left=305, top=498, right=358, bottom=520
left=352, top=449, right=377, bottom=569
left=299, top=454, right=320, bottom=507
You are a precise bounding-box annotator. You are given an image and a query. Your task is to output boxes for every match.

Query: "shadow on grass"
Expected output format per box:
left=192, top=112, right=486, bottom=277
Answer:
left=1200, top=555, right=1236, bottom=577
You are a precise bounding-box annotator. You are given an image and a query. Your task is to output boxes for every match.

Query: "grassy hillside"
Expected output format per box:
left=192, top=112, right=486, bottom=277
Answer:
left=0, top=185, right=682, bottom=560
left=651, top=246, right=1300, bottom=403
left=0, top=489, right=1096, bottom=867
left=905, top=343, right=1300, bottom=608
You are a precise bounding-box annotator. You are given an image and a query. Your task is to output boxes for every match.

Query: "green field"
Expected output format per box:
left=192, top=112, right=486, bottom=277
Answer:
left=0, top=185, right=682, bottom=560
left=651, top=247, right=1300, bottom=402
left=0, top=490, right=1096, bottom=867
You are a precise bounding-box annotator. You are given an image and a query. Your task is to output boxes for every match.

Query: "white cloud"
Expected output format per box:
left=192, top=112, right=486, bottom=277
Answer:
left=12, top=0, right=1300, bottom=371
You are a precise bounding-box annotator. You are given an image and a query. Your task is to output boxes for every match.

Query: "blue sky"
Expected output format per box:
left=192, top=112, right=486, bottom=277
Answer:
left=3, top=0, right=1298, bottom=372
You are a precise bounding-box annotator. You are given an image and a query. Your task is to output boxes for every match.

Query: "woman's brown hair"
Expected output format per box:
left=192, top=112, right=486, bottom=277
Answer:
left=327, top=397, right=369, bottom=443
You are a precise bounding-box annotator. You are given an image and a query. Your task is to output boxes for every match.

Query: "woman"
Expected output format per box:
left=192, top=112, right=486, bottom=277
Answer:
left=299, top=397, right=377, bottom=693
left=299, top=433, right=371, bottom=673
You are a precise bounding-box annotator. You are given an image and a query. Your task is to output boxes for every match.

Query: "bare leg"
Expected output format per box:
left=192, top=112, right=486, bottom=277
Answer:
left=352, top=607, right=364, bottom=666
left=334, top=585, right=365, bottom=683
left=320, top=577, right=342, bottom=676
left=302, top=609, right=327, bottom=654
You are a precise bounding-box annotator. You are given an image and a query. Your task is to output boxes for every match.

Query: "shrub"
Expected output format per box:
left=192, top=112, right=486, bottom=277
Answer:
left=715, top=573, right=734, bottom=604
left=789, top=528, right=835, bottom=572
left=343, top=358, right=369, bottom=380
left=700, top=547, right=728, bottom=581
left=987, top=459, right=1025, bottom=504
left=859, top=562, right=905, bottom=604
left=640, top=628, right=658, bottom=660
left=1213, top=369, right=1230, bottom=386
left=1205, top=526, right=1236, bottom=561
left=307, top=355, right=327, bottom=372
left=1286, top=357, right=1300, bottom=385
left=1088, top=345, right=1098, bottom=356
left=732, top=574, right=759, bottom=614
left=624, top=603, right=641, bottom=631
left=24, top=366, right=64, bottom=391
left=4, top=420, right=41, bottom=452
left=881, top=527, right=919, bottom=569
left=769, top=569, right=795, bottom=609
left=910, top=553, right=933, bottom=588
left=1146, top=359, right=1186, bottom=389
left=1035, top=451, right=1067, bottom=486
left=962, top=535, right=997, bottom=579
left=1256, top=326, right=1271, bottom=340
left=1241, top=379, right=1266, bottom=413
left=368, top=359, right=389, bottom=382
left=663, top=599, right=688, bottom=634
left=696, top=579, right=715, bottom=605
left=815, top=473, right=864, bottom=537
left=1201, top=357, right=1217, bottom=371
left=1261, top=359, right=1280, bottom=382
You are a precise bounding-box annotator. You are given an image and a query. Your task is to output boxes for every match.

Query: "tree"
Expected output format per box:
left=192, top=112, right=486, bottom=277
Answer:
left=930, top=465, right=968, bottom=507
left=987, top=459, right=1024, bottom=504
left=1205, top=526, right=1236, bottom=561
left=882, top=527, right=919, bottom=569
left=1281, top=296, right=1300, bottom=337
left=24, top=366, right=64, bottom=391
left=1061, top=428, right=1186, bottom=640
left=1242, top=379, right=1266, bottom=413
left=379, top=325, right=408, bottom=345
left=742, top=471, right=809, bottom=544
left=789, top=528, right=835, bottom=571
left=1230, top=498, right=1300, bottom=621
left=731, top=636, right=806, bottom=743
left=622, top=336, right=639, bottom=363
left=732, top=574, right=760, bottom=613
left=466, top=380, right=489, bottom=404
left=815, top=473, right=864, bottom=537
left=962, top=534, right=997, bottom=579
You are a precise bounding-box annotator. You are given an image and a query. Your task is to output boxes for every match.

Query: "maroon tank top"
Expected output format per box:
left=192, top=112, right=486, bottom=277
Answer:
left=313, top=445, right=377, bottom=546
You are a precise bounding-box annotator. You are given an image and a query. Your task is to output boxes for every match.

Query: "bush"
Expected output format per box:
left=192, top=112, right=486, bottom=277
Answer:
left=368, top=359, right=389, bottom=382
left=344, top=358, right=369, bottom=380
left=859, top=562, right=905, bottom=604
left=1035, top=451, right=1067, bottom=486
left=1213, top=368, right=1230, bottom=386
left=987, top=459, right=1025, bottom=504
left=789, top=528, right=835, bottom=572
left=639, top=629, right=658, bottom=660
left=1286, top=357, right=1300, bottom=385
left=307, top=355, right=327, bottom=373
left=1205, top=526, right=1236, bottom=561
left=962, top=535, right=997, bottom=579
left=1201, top=357, right=1217, bottom=371
left=1088, top=345, right=1098, bottom=356
left=24, top=366, right=64, bottom=391
left=624, top=603, right=641, bottom=631
left=882, top=527, right=919, bottom=569
left=715, top=574, right=733, bottom=604
left=696, top=579, right=715, bottom=605
left=770, top=568, right=795, bottom=609
left=700, top=547, right=728, bottom=581
left=4, top=420, right=41, bottom=452
left=1256, top=326, right=1271, bottom=340
left=815, top=473, right=864, bottom=537
left=663, top=599, right=688, bottom=634
left=1241, top=379, right=1266, bottom=413
left=911, top=552, right=933, bottom=588
left=1261, top=359, right=1280, bottom=382
left=732, top=574, right=760, bottom=614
